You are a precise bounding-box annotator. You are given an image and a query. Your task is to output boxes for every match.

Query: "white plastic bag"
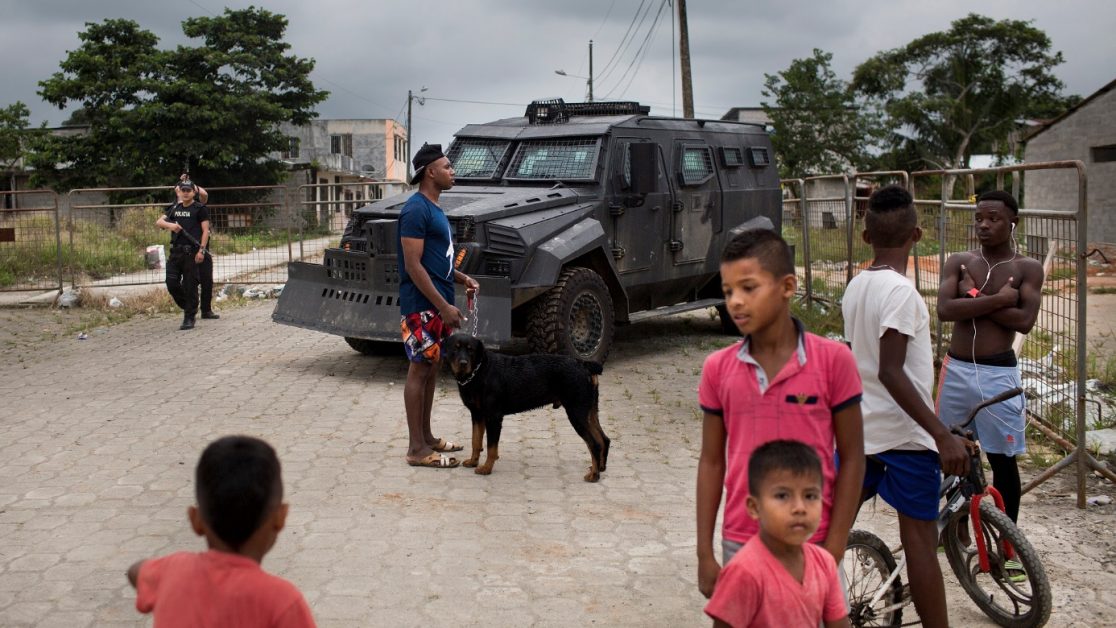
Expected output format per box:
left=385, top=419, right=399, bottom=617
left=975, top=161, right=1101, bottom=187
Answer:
left=145, top=244, right=166, bottom=270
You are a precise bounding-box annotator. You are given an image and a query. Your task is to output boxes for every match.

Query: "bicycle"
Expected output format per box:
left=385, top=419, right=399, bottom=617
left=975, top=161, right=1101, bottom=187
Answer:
left=843, top=387, right=1052, bottom=627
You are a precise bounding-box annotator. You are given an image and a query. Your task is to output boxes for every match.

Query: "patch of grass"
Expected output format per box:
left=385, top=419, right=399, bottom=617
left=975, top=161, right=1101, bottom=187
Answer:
left=792, top=299, right=845, bottom=339
left=1090, top=286, right=1116, bottom=295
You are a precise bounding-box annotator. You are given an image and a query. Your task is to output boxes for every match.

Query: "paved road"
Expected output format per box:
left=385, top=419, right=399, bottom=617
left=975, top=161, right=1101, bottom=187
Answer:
left=0, top=302, right=730, bottom=627
left=2, top=301, right=1112, bottom=627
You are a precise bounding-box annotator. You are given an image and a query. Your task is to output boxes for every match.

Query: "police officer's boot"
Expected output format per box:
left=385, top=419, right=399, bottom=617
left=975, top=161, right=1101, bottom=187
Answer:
left=180, top=314, right=195, bottom=330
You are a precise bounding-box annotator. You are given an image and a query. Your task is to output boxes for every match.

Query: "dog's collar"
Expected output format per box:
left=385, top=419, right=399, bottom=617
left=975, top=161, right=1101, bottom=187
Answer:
left=455, top=361, right=482, bottom=385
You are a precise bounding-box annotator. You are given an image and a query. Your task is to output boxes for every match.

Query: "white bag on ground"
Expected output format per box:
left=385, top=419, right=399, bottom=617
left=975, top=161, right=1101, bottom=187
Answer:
left=145, top=245, right=166, bottom=270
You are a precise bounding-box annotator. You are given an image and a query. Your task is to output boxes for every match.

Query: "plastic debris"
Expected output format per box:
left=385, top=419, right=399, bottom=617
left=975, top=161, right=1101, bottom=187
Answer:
left=58, top=288, right=80, bottom=308
left=108, top=297, right=123, bottom=308
left=1086, top=495, right=1112, bottom=506
left=77, top=332, right=88, bottom=340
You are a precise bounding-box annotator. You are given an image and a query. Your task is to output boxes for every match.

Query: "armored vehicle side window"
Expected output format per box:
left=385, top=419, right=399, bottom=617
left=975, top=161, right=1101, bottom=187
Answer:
left=506, top=138, right=601, bottom=181
left=680, top=146, right=714, bottom=186
left=446, top=139, right=511, bottom=179
left=748, top=146, right=771, bottom=168
left=721, top=146, right=744, bottom=168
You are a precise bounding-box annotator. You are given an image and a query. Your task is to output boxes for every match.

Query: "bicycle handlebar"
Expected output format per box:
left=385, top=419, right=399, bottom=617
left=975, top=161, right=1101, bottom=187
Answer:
left=954, top=387, right=1024, bottom=431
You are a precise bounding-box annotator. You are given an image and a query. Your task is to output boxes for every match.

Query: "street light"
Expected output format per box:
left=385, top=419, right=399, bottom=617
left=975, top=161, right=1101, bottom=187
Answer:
left=406, top=86, right=427, bottom=183
left=554, top=40, right=593, bottom=102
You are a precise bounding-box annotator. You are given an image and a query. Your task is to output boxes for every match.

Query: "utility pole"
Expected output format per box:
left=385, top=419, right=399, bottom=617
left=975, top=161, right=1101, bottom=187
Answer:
left=588, top=40, right=594, bottom=102
left=405, top=87, right=426, bottom=183
left=677, top=0, right=693, bottom=118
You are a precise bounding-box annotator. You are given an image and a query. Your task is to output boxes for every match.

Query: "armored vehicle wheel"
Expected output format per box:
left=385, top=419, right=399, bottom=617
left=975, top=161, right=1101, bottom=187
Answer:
left=344, top=337, right=399, bottom=356
left=528, top=267, right=615, bottom=363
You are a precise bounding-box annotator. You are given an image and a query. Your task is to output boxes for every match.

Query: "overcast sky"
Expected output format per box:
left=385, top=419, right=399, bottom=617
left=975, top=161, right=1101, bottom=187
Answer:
left=3, top=0, right=1113, bottom=151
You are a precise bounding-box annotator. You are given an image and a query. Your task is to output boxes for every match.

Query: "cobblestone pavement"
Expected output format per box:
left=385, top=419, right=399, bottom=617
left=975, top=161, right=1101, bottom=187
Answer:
left=1, top=301, right=1114, bottom=627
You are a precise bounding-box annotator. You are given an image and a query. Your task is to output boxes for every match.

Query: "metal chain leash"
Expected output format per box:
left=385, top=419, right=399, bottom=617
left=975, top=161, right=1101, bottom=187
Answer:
left=467, top=290, right=479, bottom=337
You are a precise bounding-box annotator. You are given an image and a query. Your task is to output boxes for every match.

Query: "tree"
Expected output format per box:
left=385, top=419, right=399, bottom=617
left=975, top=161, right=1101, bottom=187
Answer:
left=30, top=8, right=327, bottom=193
left=0, top=102, right=44, bottom=171
left=762, top=49, right=881, bottom=178
left=852, top=13, right=1068, bottom=174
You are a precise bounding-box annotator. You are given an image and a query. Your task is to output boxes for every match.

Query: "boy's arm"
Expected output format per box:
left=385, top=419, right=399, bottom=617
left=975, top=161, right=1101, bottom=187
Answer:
left=936, top=254, right=1016, bottom=322
left=878, top=329, right=970, bottom=477
left=982, top=260, right=1044, bottom=333
left=825, top=618, right=852, bottom=628
left=696, top=411, right=727, bottom=599
left=824, top=403, right=864, bottom=565
left=127, top=559, right=144, bottom=588
left=713, top=620, right=731, bottom=628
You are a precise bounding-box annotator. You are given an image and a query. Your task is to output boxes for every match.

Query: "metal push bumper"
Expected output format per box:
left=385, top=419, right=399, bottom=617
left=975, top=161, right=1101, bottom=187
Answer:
left=272, top=252, right=512, bottom=346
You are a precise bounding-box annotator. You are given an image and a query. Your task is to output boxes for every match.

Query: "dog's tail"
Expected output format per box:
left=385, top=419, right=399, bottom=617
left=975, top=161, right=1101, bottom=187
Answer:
left=580, top=360, right=604, bottom=376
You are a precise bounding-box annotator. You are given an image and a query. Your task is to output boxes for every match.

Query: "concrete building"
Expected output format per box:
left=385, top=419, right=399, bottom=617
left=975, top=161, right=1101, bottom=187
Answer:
left=1024, top=78, right=1116, bottom=243
left=720, top=107, right=774, bottom=128
left=273, top=118, right=410, bottom=230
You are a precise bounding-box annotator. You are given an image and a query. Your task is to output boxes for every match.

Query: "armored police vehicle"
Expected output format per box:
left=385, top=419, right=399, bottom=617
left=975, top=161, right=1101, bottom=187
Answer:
left=273, top=99, right=781, bottom=363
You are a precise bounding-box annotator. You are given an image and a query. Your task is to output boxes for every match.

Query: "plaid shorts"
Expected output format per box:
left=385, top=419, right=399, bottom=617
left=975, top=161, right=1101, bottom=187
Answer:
left=400, top=310, right=450, bottom=364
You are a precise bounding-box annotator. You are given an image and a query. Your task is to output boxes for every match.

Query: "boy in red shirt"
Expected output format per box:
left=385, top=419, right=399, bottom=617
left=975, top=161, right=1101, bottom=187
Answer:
left=705, top=440, right=850, bottom=627
left=127, top=436, right=316, bottom=627
left=697, top=229, right=864, bottom=598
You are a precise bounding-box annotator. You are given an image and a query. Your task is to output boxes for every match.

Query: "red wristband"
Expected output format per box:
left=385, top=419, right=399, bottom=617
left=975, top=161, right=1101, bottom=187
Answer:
left=966, top=288, right=980, bottom=298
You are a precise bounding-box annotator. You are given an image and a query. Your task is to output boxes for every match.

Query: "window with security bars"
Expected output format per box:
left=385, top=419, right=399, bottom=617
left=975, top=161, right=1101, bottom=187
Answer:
left=446, top=139, right=511, bottom=178
left=281, top=137, right=300, bottom=160
left=506, top=138, right=601, bottom=181
left=681, top=146, right=714, bottom=185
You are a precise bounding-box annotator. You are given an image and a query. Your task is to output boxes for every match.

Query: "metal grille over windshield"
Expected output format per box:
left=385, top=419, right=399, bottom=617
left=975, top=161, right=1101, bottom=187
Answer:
left=446, top=139, right=511, bottom=179
left=506, top=138, right=601, bottom=181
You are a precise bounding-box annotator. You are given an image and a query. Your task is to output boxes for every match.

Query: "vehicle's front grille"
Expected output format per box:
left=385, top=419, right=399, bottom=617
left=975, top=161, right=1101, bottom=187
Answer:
left=450, top=217, right=476, bottom=243
left=486, top=224, right=526, bottom=256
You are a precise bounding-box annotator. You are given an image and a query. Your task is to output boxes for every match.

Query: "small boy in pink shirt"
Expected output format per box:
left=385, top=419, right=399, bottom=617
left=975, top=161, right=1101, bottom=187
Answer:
left=696, top=229, right=864, bottom=599
left=705, top=440, right=850, bottom=628
left=127, top=436, right=315, bottom=627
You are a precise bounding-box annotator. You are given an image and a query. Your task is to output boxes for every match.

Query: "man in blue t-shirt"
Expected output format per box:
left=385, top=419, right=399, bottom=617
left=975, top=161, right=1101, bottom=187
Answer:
left=398, top=143, right=479, bottom=469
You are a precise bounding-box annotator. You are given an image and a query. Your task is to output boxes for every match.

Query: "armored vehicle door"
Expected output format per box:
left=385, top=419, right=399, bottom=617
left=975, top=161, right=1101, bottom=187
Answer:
left=671, top=141, right=722, bottom=264
left=608, top=138, right=671, bottom=275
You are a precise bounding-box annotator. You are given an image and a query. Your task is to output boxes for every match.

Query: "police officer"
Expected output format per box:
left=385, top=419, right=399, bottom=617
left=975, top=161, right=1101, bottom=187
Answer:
left=173, top=175, right=219, bottom=319
left=156, top=180, right=210, bottom=330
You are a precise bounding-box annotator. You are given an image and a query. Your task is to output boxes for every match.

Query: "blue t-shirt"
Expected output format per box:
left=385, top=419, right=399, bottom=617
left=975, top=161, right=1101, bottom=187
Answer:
left=397, top=193, right=454, bottom=315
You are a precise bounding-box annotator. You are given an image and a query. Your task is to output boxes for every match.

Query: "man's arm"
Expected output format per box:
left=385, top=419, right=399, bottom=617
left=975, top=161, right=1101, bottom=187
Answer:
left=983, top=260, right=1044, bottom=333
left=696, top=411, right=727, bottom=599
left=196, top=220, right=211, bottom=261
left=401, top=236, right=463, bottom=327
left=937, top=253, right=1017, bottom=322
left=155, top=215, right=180, bottom=232
left=824, top=403, right=864, bottom=565
left=878, top=329, right=970, bottom=477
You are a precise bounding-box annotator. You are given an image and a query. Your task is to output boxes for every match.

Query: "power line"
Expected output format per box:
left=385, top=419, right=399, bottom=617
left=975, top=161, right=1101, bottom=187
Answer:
left=422, top=96, right=526, bottom=107
left=604, top=0, right=669, bottom=99
left=596, top=1, right=649, bottom=83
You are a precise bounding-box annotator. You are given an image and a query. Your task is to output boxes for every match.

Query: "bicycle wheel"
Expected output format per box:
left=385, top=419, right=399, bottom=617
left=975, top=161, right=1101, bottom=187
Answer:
left=943, top=501, right=1052, bottom=628
left=844, top=529, right=904, bottom=627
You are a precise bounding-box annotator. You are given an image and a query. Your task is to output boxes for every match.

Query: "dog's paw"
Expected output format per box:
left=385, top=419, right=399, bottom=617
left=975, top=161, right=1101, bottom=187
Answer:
left=475, top=464, right=493, bottom=475
left=583, top=469, right=600, bottom=483
left=462, top=458, right=478, bottom=468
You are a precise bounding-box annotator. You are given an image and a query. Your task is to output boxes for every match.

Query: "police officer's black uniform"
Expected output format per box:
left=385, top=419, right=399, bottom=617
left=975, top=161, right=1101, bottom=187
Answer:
left=164, top=196, right=210, bottom=330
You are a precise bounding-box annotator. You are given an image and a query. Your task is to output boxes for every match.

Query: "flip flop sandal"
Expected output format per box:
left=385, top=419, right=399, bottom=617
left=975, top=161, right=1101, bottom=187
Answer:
left=432, top=439, right=464, bottom=453
left=407, top=453, right=460, bottom=468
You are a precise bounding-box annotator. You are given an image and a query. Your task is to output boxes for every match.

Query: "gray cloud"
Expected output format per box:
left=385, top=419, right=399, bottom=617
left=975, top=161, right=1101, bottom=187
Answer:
left=2, top=0, right=1112, bottom=151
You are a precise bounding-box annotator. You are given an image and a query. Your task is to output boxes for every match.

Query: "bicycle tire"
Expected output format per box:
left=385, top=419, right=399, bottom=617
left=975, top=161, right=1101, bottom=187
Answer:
left=844, top=529, right=904, bottom=627
left=943, top=501, right=1052, bottom=627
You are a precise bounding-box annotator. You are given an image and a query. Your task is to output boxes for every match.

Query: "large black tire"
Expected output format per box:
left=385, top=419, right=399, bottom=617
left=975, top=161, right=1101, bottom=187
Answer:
left=943, top=501, right=1052, bottom=628
left=344, top=337, right=399, bottom=357
left=527, top=267, right=615, bottom=363
left=844, top=529, right=904, bottom=627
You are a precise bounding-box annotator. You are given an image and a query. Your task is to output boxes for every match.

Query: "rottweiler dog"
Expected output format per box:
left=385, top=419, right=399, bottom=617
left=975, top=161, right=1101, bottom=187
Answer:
left=443, top=333, right=610, bottom=482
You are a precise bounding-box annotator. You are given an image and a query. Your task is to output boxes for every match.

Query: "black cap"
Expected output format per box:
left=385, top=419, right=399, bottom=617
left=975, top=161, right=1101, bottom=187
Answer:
left=178, top=180, right=196, bottom=190
left=410, top=143, right=445, bottom=185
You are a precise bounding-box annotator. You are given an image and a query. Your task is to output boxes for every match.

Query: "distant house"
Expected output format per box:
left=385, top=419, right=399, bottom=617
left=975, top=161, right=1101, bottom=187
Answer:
left=1024, top=78, right=1116, bottom=243
left=720, top=107, right=774, bottom=129
left=272, top=119, right=410, bottom=227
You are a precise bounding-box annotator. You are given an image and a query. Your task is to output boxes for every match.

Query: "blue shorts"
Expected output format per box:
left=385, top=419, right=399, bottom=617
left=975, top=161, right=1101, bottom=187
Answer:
left=863, top=450, right=941, bottom=521
left=936, top=354, right=1026, bottom=456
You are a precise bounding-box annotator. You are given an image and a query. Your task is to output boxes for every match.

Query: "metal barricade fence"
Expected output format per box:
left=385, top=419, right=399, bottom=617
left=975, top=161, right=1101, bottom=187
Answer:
left=785, top=162, right=1105, bottom=506
left=0, top=190, right=63, bottom=293
left=296, top=181, right=397, bottom=235
left=64, top=184, right=314, bottom=288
